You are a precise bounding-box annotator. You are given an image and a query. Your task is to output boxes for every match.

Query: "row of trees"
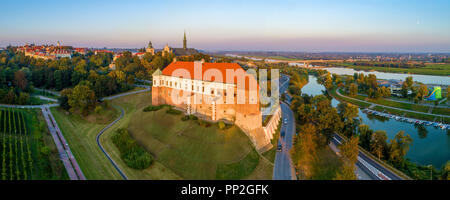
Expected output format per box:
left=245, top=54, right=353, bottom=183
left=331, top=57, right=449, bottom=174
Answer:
left=352, top=61, right=426, bottom=69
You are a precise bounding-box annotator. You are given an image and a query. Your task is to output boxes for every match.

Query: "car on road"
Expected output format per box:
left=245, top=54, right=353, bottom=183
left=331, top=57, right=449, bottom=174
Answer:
left=284, top=118, right=288, bottom=124
left=277, top=141, right=282, bottom=152
left=281, top=131, right=285, bottom=138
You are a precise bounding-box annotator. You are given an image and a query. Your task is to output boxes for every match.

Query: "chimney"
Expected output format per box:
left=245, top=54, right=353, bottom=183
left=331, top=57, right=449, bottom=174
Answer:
left=173, top=57, right=177, bottom=63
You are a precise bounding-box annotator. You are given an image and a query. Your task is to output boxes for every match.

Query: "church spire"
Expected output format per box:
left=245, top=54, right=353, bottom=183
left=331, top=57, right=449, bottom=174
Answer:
left=183, top=31, right=187, bottom=50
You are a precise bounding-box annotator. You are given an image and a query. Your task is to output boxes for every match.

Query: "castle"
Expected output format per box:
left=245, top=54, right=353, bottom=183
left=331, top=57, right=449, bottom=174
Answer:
left=151, top=60, right=281, bottom=151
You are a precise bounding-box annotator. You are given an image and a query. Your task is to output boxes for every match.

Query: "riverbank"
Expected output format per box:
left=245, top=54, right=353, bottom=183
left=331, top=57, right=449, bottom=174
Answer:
left=329, top=88, right=450, bottom=124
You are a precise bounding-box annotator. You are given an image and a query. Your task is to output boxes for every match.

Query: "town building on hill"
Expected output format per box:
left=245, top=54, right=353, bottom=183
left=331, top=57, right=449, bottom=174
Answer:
left=151, top=60, right=281, bottom=151
left=162, top=44, right=173, bottom=57
left=17, top=42, right=72, bottom=60
left=160, top=32, right=199, bottom=56
left=146, top=41, right=155, bottom=55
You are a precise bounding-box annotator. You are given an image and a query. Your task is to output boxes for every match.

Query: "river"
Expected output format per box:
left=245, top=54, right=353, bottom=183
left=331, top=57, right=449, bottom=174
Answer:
left=325, top=67, right=450, bottom=86
left=302, top=75, right=450, bottom=168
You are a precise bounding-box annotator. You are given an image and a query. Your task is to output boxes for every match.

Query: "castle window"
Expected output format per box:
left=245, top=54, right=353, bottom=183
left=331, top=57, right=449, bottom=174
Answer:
left=170, top=81, right=172, bottom=87
left=192, top=85, right=194, bottom=90
left=202, top=87, right=205, bottom=92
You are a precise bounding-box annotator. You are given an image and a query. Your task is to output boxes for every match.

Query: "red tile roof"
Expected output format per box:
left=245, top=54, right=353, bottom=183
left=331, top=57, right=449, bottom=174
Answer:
left=161, top=61, right=258, bottom=90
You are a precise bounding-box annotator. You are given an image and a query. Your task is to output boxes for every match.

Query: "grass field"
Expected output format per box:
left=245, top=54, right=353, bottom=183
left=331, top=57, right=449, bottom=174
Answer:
left=105, top=92, right=272, bottom=179
left=52, top=91, right=272, bottom=180
left=310, top=147, right=343, bottom=180
left=331, top=62, right=450, bottom=76
left=51, top=106, right=124, bottom=180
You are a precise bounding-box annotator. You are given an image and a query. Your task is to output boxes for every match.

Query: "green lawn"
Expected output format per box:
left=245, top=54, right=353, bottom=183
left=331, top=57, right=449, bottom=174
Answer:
left=50, top=107, right=124, bottom=180
left=125, top=106, right=269, bottom=179
left=310, top=147, right=343, bottom=180
left=51, top=91, right=272, bottom=180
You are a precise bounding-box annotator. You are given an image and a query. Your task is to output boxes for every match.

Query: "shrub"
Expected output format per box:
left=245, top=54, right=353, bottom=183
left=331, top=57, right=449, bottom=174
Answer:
left=95, top=106, right=103, bottom=114
left=112, top=128, right=153, bottom=169
left=181, top=115, right=190, bottom=121
left=143, top=105, right=164, bottom=112
left=166, top=108, right=182, bottom=115
left=189, top=115, right=198, bottom=120
left=218, top=121, right=226, bottom=130
left=197, top=120, right=211, bottom=127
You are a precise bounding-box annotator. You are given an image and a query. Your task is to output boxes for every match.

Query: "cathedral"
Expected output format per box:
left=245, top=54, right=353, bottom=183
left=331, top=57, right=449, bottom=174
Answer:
left=163, top=32, right=199, bottom=56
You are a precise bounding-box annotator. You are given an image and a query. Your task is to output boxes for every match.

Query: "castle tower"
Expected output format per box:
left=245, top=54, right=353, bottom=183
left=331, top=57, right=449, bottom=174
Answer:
left=183, top=31, right=187, bottom=50
left=146, top=41, right=155, bottom=55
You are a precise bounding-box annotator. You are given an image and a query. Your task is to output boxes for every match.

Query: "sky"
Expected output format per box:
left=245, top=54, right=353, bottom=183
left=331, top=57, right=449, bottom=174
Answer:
left=1, top=0, right=450, bottom=52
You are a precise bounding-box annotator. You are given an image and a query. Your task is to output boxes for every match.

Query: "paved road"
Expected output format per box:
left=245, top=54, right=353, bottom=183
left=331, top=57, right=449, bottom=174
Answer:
left=336, top=89, right=449, bottom=118
left=332, top=134, right=404, bottom=180
left=34, top=88, right=61, bottom=97
left=273, top=102, right=296, bottom=180
left=101, top=86, right=150, bottom=101
left=96, top=105, right=128, bottom=180
left=41, top=106, right=85, bottom=180
left=0, top=103, right=58, bottom=109
left=273, top=75, right=296, bottom=180
left=36, top=95, right=58, bottom=102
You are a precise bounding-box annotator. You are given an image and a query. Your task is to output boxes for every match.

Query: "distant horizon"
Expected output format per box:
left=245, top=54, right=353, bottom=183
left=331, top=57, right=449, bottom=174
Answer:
left=2, top=0, right=450, bottom=53
left=3, top=43, right=450, bottom=54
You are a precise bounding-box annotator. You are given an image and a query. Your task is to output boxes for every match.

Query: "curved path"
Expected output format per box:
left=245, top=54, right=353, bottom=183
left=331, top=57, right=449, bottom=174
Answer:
left=95, top=105, right=129, bottom=180
left=336, top=89, right=449, bottom=118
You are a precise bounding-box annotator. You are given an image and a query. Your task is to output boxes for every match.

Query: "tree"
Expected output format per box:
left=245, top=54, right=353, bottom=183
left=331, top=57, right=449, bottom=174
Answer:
left=59, top=88, right=72, bottom=110
left=348, top=83, right=357, bottom=97
left=340, top=136, right=359, bottom=164
left=367, top=74, right=378, bottom=89
left=335, top=136, right=359, bottom=180
left=405, top=76, right=413, bottom=89
left=446, top=87, right=450, bottom=101
left=324, top=73, right=333, bottom=89
left=291, top=123, right=318, bottom=178
left=17, top=92, right=29, bottom=105
left=67, top=83, right=97, bottom=115
left=13, top=71, right=28, bottom=91
left=358, top=124, right=373, bottom=150
left=95, top=105, right=103, bottom=115
left=417, top=84, right=428, bottom=101
left=388, top=131, right=412, bottom=167
left=337, top=102, right=360, bottom=137
left=401, top=82, right=409, bottom=97
left=441, top=161, right=450, bottom=180
left=313, top=97, right=342, bottom=145
left=370, top=130, right=388, bottom=159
